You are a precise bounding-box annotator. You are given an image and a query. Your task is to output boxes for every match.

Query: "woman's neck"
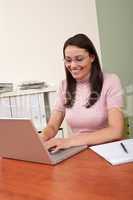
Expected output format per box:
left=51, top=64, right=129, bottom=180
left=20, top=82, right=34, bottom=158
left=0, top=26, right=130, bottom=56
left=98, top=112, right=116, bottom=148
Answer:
left=76, top=73, right=90, bottom=84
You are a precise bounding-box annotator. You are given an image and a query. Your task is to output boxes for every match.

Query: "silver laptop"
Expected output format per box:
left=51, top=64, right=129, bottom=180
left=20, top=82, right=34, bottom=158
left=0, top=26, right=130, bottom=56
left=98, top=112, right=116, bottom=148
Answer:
left=0, top=119, right=87, bottom=165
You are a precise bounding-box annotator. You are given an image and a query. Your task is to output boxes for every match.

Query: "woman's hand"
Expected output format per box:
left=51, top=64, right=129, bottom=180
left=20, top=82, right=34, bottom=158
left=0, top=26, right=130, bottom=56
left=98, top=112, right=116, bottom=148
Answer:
left=44, top=138, right=73, bottom=153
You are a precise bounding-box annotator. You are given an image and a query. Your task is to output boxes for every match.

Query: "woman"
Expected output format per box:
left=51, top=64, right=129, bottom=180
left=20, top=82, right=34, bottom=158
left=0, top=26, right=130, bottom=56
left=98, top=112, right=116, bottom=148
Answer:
left=42, top=33, right=124, bottom=152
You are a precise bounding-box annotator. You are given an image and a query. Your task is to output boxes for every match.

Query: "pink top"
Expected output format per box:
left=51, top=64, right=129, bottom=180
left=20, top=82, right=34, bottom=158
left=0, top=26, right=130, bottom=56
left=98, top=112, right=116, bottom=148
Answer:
left=53, top=73, right=124, bottom=134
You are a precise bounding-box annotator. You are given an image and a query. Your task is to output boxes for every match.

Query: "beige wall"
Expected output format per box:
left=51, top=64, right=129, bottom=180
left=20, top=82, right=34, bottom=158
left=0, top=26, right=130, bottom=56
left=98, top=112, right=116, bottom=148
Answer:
left=0, top=0, right=101, bottom=86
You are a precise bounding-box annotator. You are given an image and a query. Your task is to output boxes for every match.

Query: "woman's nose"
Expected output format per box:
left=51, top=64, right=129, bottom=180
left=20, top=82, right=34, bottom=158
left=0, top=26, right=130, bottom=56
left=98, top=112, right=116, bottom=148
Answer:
left=70, top=60, right=77, bottom=68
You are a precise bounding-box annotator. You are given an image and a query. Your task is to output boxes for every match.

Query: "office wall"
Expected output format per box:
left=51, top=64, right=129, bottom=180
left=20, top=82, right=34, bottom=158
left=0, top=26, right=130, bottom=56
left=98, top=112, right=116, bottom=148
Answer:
left=0, top=0, right=101, bottom=86
left=95, top=0, right=133, bottom=87
left=95, top=0, right=133, bottom=136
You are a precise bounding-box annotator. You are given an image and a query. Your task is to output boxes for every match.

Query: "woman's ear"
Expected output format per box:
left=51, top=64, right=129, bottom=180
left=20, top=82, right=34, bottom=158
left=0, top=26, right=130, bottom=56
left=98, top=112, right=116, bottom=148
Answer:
left=90, top=55, right=95, bottom=63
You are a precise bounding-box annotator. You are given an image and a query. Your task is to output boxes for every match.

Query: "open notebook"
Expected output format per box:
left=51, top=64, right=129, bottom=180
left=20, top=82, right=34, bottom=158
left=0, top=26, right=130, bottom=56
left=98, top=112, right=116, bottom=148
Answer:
left=89, top=139, right=133, bottom=165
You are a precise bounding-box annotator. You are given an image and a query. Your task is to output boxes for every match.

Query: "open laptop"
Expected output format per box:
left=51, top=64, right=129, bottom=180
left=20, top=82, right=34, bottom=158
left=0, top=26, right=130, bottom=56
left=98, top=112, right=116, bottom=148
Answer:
left=0, top=118, right=87, bottom=165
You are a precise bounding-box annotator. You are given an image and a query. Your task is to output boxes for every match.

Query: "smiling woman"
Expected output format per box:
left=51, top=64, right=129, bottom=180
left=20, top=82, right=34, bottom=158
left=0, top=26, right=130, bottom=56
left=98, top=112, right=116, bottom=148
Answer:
left=63, top=34, right=103, bottom=108
left=64, top=46, right=93, bottom=81
left=42, top=33, right=124, bottom=153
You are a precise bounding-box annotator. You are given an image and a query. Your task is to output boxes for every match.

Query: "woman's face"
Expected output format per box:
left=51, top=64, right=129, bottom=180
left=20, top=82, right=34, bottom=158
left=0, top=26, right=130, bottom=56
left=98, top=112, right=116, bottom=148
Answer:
left=64, top=45, right=95, bottom=81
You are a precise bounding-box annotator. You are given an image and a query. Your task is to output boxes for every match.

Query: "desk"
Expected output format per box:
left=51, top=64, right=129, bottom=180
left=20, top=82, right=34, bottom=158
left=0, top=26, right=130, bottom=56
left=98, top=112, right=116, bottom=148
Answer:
left=0, top=150, right=133, bottom=200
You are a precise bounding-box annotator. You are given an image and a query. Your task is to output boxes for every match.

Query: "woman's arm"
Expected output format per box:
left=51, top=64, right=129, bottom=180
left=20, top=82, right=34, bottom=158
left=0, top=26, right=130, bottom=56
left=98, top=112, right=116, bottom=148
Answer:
left=41, top=110, right=65, bottom=141
left=44, top=108, right=124, bottom=152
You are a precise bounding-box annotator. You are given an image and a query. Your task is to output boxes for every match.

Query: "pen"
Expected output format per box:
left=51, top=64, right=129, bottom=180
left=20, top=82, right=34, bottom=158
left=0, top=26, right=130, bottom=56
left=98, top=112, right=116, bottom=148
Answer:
left=120, top=142, right=128, bottom=153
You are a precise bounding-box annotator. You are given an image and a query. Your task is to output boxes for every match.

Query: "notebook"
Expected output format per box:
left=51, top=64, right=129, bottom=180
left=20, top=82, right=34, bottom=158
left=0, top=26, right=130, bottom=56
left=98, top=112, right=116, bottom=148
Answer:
left=0, top=118, right=87, bottom=165
left=89, top=139, right=133, bottom=165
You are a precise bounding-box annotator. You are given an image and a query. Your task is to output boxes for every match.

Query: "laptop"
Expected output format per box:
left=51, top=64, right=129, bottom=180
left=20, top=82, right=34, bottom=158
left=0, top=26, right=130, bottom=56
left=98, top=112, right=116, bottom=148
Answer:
left=0, top=118, right=87, bottom=165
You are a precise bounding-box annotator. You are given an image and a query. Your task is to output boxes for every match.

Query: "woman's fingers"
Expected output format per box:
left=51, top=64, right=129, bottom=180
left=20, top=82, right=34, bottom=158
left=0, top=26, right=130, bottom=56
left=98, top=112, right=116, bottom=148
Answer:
left=44, top=138, right=71, bottom=153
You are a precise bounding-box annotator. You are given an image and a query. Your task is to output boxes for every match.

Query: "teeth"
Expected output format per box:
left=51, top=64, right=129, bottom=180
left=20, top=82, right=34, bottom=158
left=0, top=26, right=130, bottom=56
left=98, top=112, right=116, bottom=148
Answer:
left=73, top=67, right=82, bottom=70
left=72, top=69, right=81, bottom=72
left=68, top=67, right=83, bottom=75
left=71, top=68, right=82, bottom=71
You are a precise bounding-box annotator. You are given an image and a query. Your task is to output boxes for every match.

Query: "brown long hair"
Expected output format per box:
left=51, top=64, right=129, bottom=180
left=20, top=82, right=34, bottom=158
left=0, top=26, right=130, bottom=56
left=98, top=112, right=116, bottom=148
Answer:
left=63, top=33, right=103, bottom=108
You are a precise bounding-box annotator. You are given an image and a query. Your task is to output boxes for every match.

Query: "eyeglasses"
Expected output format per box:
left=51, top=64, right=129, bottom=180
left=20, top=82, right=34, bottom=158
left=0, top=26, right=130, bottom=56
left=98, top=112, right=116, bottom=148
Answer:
left=64, top=55, right=89, bottom=66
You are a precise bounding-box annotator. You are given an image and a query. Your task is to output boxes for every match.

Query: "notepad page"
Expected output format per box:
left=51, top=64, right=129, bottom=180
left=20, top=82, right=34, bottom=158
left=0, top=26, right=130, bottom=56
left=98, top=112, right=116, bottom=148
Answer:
left=89, top=139, right=133, bottom=165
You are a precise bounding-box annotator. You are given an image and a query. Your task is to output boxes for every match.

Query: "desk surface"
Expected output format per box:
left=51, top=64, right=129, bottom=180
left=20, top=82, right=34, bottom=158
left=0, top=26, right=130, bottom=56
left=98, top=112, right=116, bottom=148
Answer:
left=0, top=150, right=133, bottom=200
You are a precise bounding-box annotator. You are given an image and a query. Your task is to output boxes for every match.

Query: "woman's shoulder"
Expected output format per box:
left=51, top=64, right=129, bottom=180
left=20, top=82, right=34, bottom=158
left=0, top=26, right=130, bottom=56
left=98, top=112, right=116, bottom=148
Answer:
left=102, top=72, right=122, bottom=93
left=103, top=72, right=120, bottom=80
left=58, top=79, right=67, bottom=92
left=59, top=79, right=67, bottom=86
left=103, top=72, right=121, bottom=85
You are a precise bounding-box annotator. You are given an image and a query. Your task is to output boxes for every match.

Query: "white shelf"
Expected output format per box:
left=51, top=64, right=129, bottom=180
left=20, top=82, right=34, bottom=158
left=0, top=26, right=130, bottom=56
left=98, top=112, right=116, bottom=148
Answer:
left=0, top=86, right=57, bottom=98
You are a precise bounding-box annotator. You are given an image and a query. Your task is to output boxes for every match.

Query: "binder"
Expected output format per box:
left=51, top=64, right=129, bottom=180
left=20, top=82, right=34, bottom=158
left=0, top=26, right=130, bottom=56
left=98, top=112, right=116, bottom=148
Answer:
left=0, top=97, right=11, bottom=117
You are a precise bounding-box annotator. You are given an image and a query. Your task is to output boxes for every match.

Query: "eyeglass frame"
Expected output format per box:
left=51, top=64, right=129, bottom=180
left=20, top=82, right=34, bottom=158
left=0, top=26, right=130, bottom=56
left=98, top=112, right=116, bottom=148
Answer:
left=63, top=54, right=90, bottom=66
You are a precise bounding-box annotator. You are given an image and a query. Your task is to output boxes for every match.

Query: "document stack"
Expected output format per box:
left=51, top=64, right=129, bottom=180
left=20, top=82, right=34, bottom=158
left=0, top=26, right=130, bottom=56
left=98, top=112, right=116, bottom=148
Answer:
left=0, top=83, right=13, bottom=93
left=18, top=81, right=48, bottom=90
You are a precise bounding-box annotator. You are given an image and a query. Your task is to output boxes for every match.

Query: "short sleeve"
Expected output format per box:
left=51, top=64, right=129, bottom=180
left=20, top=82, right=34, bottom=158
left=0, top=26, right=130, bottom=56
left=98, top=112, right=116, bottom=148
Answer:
left=53, top=80, right=66, bottom=113
left=105, top=74, right=124, bottom=110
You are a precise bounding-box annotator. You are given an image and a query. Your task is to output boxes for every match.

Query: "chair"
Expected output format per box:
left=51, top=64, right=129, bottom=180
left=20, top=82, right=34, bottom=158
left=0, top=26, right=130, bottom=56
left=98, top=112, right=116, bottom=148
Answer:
left=123, top=117, right=130, bottom=138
